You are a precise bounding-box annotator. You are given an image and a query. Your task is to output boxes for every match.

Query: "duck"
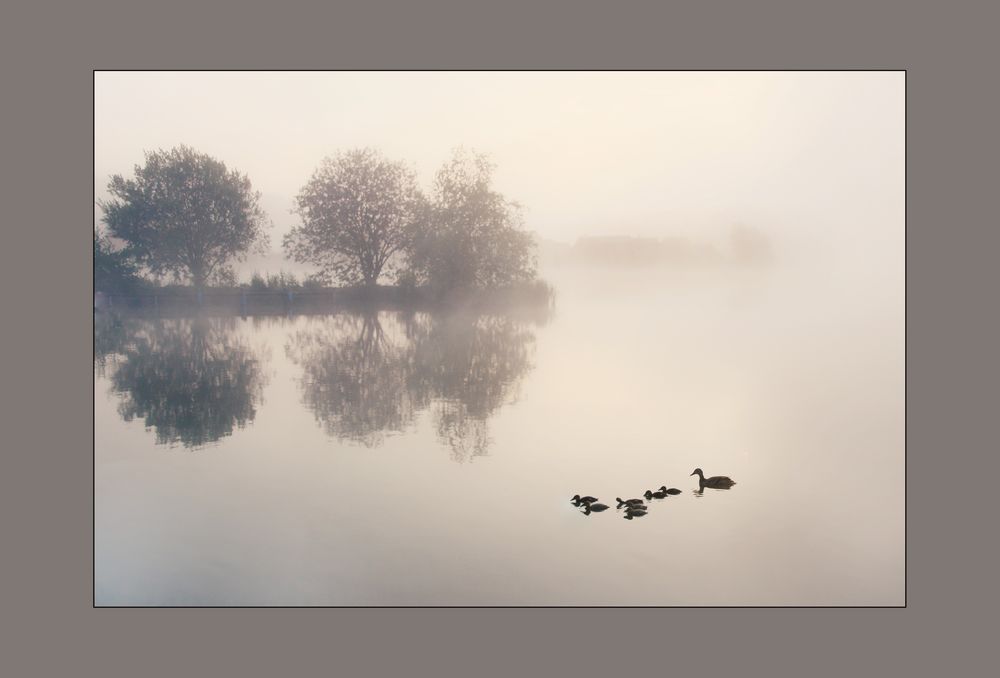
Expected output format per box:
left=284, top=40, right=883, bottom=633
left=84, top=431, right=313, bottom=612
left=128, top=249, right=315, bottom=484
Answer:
left=623, top=508, right=648, bottom=520
left=616, top=497, right=646, bottom=508
left=571, top=494, right=598, bottom=505
left=690, top=468, right=736, bottom=489
left=661, top=486, right=682, bottom=495
left=582, top=503, right=610, bottom=514
left=644, top=488, right=668, bottom=499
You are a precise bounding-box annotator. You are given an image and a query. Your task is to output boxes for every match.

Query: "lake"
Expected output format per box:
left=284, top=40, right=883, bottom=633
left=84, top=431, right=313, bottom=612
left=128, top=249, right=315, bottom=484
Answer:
left=94, top=259, right=904, bottom=605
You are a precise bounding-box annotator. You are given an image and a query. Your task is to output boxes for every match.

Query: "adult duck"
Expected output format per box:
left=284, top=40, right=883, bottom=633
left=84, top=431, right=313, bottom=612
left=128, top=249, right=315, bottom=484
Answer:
left=690, top=468, right=736, bottom=489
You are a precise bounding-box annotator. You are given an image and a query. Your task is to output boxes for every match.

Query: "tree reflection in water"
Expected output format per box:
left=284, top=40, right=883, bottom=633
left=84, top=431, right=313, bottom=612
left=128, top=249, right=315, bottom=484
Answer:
left=408, top=312, right=536, bottom=462
left=287, top=310, right=540, bottom=460
left=95, top=305, right=544, bottom=459
left=286, top=314, right=418, bottom=447
left=95, top=315, right=268, bottom=448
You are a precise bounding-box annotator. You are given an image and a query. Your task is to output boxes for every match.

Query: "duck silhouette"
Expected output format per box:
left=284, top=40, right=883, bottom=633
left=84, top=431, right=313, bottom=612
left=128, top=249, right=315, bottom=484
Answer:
left=661, top=486, right=682, bottom=495
left=690, top=468, right=736, bottom=489
left=644, top=488, right=668, bottom=499
left=623, top=508, right=648, bottom=520
left=616, top=497, right=646, bottom=508
left=582, top=503, right=610, bottom=515
left=571, top=494, right=598, bottom=505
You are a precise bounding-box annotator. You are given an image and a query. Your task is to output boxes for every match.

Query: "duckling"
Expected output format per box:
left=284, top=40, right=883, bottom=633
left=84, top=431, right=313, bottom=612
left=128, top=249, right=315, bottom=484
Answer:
left=571, top=494, right=598, bottom=505
left=582, top=503, right=610, bottom=515
left=616, top=497, right=646, bottom=508
left=661, top=486, right=682, bottom=495
left=690, top=468, right=736, bottom=489
left=623, top=508, right=648, bottom=520
left=644, top=488, right=668, bottom=499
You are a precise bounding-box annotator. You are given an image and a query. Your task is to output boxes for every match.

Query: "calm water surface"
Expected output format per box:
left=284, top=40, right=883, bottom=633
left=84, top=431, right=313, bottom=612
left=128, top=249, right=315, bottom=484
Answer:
left=95, top=262, right=904, bottom=605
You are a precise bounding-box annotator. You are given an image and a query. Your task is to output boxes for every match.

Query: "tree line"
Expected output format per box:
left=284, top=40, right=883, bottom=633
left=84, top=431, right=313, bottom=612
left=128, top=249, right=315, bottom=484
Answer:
left=97, top=145, right=539, bottom=296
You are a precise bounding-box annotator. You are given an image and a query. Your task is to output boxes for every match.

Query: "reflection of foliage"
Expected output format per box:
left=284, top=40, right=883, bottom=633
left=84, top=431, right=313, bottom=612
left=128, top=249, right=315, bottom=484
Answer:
left=100, top=317, right=267, bottom=448
left=434, top=402, right=491, bottom=463
left=407, top=313, right=535, bottom=462
left=94, top=311, right=133, bottom=377
left=408, top=313, right=534, bottom=418
left=286, top=314, right=417, bottom=447
left=287, top=311, right=536, bottom=460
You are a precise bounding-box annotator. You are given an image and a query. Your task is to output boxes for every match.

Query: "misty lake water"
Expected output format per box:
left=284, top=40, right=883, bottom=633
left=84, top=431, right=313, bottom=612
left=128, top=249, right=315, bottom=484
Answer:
left=95, top=260, right=904, bottom=605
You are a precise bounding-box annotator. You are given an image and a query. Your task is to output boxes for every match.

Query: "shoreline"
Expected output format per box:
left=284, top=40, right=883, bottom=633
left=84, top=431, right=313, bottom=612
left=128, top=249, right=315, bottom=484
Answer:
left=93, top=282, right=555, bottom=320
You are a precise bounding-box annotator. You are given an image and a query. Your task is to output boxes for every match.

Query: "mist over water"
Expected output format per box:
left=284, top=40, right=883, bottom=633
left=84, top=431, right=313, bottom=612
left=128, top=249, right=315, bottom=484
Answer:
left=95, top=248, right=903, bottom=605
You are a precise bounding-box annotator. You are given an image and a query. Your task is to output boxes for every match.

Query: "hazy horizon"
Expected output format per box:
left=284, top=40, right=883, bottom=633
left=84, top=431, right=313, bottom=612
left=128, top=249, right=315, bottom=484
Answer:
left=95, top=71, right=903, bottom=261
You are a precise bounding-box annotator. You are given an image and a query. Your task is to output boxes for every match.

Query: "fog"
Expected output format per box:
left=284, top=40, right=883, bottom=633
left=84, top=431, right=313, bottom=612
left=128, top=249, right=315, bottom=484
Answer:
left=94, top=72, right=904, bottom=605
left=95, top=72, right=903, bottom=264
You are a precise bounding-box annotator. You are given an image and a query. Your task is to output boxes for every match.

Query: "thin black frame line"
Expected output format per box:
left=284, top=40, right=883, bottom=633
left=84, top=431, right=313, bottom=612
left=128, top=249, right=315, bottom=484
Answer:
left=94, top=68, right=906, bottom=73
left=92, top=67, right=98, bottom=610
left=903, top=70, right=908, bottom=608
left=92, top=68, right=907, bottom=609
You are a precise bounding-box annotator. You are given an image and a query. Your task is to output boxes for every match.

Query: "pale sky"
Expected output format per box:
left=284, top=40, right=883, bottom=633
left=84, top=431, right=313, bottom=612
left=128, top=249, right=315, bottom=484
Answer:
left=95, top=71, right=904, bottom=252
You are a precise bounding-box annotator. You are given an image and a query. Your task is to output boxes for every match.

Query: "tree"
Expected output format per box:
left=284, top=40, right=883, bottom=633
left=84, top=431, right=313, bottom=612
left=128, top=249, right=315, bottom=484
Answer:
left=284, top=149, right=423, bottom=287
left=100, top=145, right=270, bottom=288
left=406, top=148, right=537, bottom=293
left=94, top=227, right=143, bottom=294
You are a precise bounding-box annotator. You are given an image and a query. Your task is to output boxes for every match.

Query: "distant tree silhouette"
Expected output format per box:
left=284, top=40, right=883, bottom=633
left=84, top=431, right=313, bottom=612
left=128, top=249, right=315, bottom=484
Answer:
left=405, top=148, right=537, bottom=294
left=100, top=145, right=270, bottom=288
left=729, top=225, right=773, bottom=265
left=284, top=149, right=423, bottom=287
left=94, top=227, right=144, bottom=295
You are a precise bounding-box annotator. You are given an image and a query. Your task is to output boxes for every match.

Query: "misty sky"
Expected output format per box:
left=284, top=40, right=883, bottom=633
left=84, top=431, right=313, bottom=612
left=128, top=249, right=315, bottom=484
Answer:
left=95, top=71, right=904, bottom=252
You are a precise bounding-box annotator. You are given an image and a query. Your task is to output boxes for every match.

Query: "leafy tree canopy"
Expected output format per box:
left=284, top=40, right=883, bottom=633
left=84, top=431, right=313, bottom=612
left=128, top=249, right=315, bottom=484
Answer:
left=407, top=148, right=537, bottom=293
left=100, top=145, right=270, bottom=287
left=284, top=148, right=423, bottom=287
